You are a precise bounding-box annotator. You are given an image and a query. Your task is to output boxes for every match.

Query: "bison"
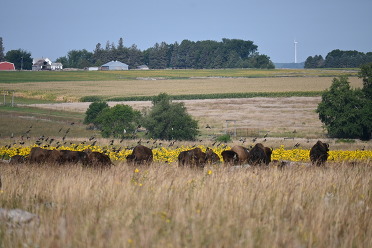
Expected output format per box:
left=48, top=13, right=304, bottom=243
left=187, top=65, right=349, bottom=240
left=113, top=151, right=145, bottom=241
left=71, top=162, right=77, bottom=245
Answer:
left=178, top=147, right=206, bottom=168
left=59, top=150, right=87, bottom=164
left=221, top=150, right=239, bottom=166
left=205, top=148, right=220, bottom=164
left=248, top=143, right=271, bottom=165
left=9, top=155, right=28, bottom=164
left=84, top=150, right=113, bottom=168
left=28, top=147, right=52, bottom=164
left=310, top=140, right=329, bottom=166
left=231, top=145, right=250, bottom=165
left=126, top=145, right=153, bottom=166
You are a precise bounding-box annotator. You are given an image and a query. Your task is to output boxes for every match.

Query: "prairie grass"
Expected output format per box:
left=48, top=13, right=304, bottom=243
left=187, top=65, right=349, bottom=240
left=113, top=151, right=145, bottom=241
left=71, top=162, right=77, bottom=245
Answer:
left=0, top=162, right=371, bottom=247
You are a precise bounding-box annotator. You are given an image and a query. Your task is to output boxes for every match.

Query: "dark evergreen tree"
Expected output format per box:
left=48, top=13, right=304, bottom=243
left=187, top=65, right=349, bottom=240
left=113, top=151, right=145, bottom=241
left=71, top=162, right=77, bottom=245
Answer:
left=0, top=37, right=5, bottom=62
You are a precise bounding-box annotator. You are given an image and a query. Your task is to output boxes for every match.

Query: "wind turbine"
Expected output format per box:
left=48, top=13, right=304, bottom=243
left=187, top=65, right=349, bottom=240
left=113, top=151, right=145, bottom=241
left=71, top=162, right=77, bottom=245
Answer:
left=294, top=40, right=298, bottom=63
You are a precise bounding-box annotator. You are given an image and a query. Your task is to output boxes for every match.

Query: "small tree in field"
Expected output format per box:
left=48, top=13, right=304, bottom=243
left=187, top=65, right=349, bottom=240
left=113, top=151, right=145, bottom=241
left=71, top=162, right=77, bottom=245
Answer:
left=143, top=93, right=199, bottom=140
left=84, top=101, right=109, bottom=127
left=95, top=104, right=142, bottom=138
left=317, top=76, right=372, bottom=140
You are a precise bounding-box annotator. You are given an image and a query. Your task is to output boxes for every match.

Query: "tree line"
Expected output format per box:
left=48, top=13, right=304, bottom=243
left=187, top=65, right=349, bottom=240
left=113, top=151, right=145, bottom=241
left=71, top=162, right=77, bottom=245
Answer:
left=305, top=49, right=372, bottom=68
left=55, top=38, right=274, bottom=69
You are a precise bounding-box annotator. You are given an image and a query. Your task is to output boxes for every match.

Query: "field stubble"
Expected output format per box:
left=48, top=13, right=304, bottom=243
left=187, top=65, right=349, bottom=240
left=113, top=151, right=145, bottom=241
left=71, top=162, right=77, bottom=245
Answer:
left=5, top=77, right=363, bottom=101
left=0, top=163, right=371, bottom=247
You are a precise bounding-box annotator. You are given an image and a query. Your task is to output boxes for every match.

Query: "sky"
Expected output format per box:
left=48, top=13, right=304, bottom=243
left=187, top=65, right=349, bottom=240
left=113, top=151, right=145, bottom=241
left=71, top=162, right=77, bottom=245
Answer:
left=1, top=0, right=371, bottom=63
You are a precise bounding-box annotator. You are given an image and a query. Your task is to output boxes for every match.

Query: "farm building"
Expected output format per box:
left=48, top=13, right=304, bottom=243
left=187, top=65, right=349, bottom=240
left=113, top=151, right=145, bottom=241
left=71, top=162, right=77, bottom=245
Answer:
left=51, top=62, right=63, bottom=70
left=32, top=58, right=52, bottom=71
left=137, top=65, right=149, bottom=70
left=100, top=60, right=128, bottom=70
left=0, top=61, right=15, bottom=70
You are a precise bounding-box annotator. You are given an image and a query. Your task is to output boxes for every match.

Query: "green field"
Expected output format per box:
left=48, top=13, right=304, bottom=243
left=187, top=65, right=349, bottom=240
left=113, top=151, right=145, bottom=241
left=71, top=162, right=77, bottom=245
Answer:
left=0, top=68, right=359, bottom=83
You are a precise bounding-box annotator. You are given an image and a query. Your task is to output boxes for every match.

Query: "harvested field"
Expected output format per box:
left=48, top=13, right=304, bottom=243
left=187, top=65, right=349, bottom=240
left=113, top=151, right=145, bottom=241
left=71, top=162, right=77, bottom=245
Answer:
left=5, top=77, right=363, bottom=101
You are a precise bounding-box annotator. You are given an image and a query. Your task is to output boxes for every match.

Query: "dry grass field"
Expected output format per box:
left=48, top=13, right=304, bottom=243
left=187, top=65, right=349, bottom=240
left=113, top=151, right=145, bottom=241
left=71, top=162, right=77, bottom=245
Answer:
left=28, top=97, right=324, bottom=139
left=0, top=162, right=371, bottom=248
left=5, top=77, right=363, bottom=101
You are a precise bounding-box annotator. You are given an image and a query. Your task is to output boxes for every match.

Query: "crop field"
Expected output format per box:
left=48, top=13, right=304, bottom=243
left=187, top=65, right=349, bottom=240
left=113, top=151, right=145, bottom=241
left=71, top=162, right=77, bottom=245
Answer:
left=0, top=68, right=359, bottom=83
left=1, top=76, right=363, bottom=102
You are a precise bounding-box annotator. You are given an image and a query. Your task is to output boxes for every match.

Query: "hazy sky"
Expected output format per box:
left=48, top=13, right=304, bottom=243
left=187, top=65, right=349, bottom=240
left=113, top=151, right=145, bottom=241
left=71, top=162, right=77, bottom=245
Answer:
left=1, top=0, right=371, bottom=63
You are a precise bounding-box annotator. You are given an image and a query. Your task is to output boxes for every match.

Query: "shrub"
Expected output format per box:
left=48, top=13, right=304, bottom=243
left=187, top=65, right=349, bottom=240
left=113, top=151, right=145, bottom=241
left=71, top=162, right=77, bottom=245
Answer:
left=215, top=134, right=231, bottom=143
left=142, top=93, right=199, bottom=140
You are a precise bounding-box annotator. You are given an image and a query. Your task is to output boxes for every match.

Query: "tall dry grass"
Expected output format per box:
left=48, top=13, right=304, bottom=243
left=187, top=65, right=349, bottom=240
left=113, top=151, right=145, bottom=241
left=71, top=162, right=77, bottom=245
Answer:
left=0, top=162, right=371, bottom=248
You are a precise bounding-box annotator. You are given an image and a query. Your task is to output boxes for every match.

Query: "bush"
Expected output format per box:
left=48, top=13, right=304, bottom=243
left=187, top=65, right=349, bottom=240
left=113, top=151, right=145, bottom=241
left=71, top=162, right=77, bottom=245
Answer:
left=317, top=76, right=372, bottom=140
left=84, top=101, right=109, bottom=125
left=95, top=104, right=142, bottom=138
left=215, top=134, right=231, bottom=143
left=142, top=93, right=199, bottom=140
left=80, top=96, right=104, bottom=102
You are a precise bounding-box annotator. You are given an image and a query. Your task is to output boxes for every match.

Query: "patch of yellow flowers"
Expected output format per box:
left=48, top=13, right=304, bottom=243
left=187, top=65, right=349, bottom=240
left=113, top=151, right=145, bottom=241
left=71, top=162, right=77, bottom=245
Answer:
left=0, top=144, right=371, bottom=163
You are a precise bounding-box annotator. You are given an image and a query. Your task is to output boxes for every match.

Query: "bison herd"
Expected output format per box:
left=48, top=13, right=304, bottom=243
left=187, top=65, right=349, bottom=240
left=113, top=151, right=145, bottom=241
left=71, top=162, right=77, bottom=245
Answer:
left=8, top=141, right=330, bottom=168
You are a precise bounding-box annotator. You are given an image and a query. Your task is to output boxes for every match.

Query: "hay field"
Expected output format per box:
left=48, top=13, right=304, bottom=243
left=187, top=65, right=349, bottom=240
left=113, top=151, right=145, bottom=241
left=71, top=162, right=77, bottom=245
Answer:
left=5, top=77, right=363, bottom=101
left=28, top=97, right=324, bottom=138
left=1, top=163, right=371, bottom=247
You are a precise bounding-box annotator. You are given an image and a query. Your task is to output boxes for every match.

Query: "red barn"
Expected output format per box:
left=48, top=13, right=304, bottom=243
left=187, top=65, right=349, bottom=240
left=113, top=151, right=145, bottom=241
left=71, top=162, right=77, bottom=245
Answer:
left=0, top=62, right=15, bottom=71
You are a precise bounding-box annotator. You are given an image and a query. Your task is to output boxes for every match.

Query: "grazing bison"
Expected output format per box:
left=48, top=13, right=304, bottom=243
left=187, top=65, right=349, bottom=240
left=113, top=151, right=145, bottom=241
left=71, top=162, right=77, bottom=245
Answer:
left=231, top=145, right=250, bottom=164
left=9, top=155, right=28, bottom=164
left=310, top=140, right=329, bottom=166
left=59, top=150, right=87, bottom=164
left=205, top=148, right=220, bottom=164
left=28, top=147, right=52, bottom=164
left=85, top=150, right=113, bottom=168
left=126, top=145, right=153, bottom=166
left=178, top=147, right=206, bottom=168
left=248, top=143, right=271, bottom=165
left=221, top=150, right=239, bottom=166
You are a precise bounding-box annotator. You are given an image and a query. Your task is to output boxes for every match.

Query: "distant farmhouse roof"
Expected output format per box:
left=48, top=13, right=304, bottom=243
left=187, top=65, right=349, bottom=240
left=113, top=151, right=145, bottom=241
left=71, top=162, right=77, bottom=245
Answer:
left=0, top=61, right=15, bottom=71
left=101, top=60, right=128, bottom=70
left=32, top=58, right=63, bottom=71
left=137, top=65, right=149, bottom=70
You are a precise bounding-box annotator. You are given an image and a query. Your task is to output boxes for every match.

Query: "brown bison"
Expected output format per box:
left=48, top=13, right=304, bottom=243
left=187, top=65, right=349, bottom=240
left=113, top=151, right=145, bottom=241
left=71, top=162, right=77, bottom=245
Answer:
left=231, top=145, right=250, bottom=164
left=126, top=145, right=153, bottom=166
left=205, top=148, right=220, bottom=164
left=248, top=143, right=271, bottom=165
left=9, top=155, right=28, bottom=164
left=178, top=147, right=206, bottom=168
left=59, top=150, right=87, bottom=164
left=28, top=147, right=52, bottom=164
left=84, top=150, right=113, bottom=168
left=310, top=140, right=329, bottom=166
left=221, top=150, right=239, bottom=166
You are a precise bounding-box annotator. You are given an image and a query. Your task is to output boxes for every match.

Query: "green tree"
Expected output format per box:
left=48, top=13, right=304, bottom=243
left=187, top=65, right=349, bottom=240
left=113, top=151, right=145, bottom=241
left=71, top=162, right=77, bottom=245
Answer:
left=95, top=104, right=142, bottom=138
left=358, top=62, right=372, bottom=99
left=5, top=49, right=32, bottom=70
left=0, top=37, right=5, bottom=62
left=143, top=93, right=199, bottom=140
left=317, top=76, right=372, bottom=140
left=84, top=101, right=109, bottom=126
